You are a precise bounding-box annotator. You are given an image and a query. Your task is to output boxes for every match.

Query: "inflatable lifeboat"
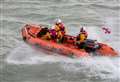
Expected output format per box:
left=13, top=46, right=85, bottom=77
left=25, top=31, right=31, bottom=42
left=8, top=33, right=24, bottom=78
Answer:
left=21, top=24, right=118, bottom=58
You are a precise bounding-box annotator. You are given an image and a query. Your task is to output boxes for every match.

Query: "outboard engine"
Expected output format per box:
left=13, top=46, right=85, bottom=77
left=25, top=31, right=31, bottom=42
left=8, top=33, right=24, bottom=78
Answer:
left=84, top=39, right=100, bottom=52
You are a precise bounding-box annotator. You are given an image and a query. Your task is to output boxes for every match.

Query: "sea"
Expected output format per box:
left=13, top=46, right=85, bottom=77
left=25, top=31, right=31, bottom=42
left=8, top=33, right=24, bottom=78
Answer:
left=0, top=0, right=120, bottom=82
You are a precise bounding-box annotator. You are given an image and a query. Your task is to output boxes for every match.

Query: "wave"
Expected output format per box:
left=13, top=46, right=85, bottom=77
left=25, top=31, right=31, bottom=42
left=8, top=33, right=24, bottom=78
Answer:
left=6, top=42, right=120, bottom=81
left=91, top=3, right=120, bottom=10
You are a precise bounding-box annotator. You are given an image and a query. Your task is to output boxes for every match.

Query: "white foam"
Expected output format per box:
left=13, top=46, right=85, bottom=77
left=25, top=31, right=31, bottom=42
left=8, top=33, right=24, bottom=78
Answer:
left=61, top=57, right=120, bottom=79
left=6, top=42, right=74, bottom=64
left=6, top=41, right=120, bottom=81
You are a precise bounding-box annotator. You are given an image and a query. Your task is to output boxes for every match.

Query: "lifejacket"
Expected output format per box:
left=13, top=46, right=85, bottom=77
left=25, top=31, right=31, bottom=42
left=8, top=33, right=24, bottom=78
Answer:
left=55, top=23, right=65, bottom=32
left=54, top=23, right=65, bottom=39
left=57, top=31, right=63, bottom=39
left=54, top=25, right=60, bottom=32
left=46, top=32, right=51, bottom=40
left=41, top=32, right=51, bottom=40
left=49, top=29, right=57, bottom=39
left=59, top=23, right=65, bottom=31
left=77, top=33, right=86, bottom=43
left=80, top=31, right=88, bottom=38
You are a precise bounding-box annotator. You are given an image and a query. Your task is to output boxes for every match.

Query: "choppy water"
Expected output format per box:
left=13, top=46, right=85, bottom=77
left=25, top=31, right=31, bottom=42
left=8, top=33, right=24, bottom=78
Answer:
left=0, top=0, right=120, bottom=82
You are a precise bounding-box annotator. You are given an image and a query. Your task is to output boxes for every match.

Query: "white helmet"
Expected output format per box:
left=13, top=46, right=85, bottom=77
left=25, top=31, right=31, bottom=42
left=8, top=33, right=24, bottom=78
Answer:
left=55, top=19, right=62, bottom=24
left=80, top=27, right=86, bottom=32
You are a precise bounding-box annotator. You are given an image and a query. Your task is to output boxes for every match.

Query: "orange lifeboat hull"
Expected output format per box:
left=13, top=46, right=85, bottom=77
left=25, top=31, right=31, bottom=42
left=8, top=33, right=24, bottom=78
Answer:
left=21, top=24, right=118, bottom=57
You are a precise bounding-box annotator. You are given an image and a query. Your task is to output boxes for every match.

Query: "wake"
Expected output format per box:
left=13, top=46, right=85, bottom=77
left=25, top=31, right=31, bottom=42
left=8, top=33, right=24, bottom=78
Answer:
left=6, top=42, right=120, bottom=80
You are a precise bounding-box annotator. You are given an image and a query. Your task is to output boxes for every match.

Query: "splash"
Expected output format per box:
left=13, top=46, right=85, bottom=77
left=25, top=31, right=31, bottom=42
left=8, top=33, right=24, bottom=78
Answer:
left=6, top=42, right=75, bottom=64
left=60, top=57, right=120, bottom=80
left=6, top=41, right=120, bottom=81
